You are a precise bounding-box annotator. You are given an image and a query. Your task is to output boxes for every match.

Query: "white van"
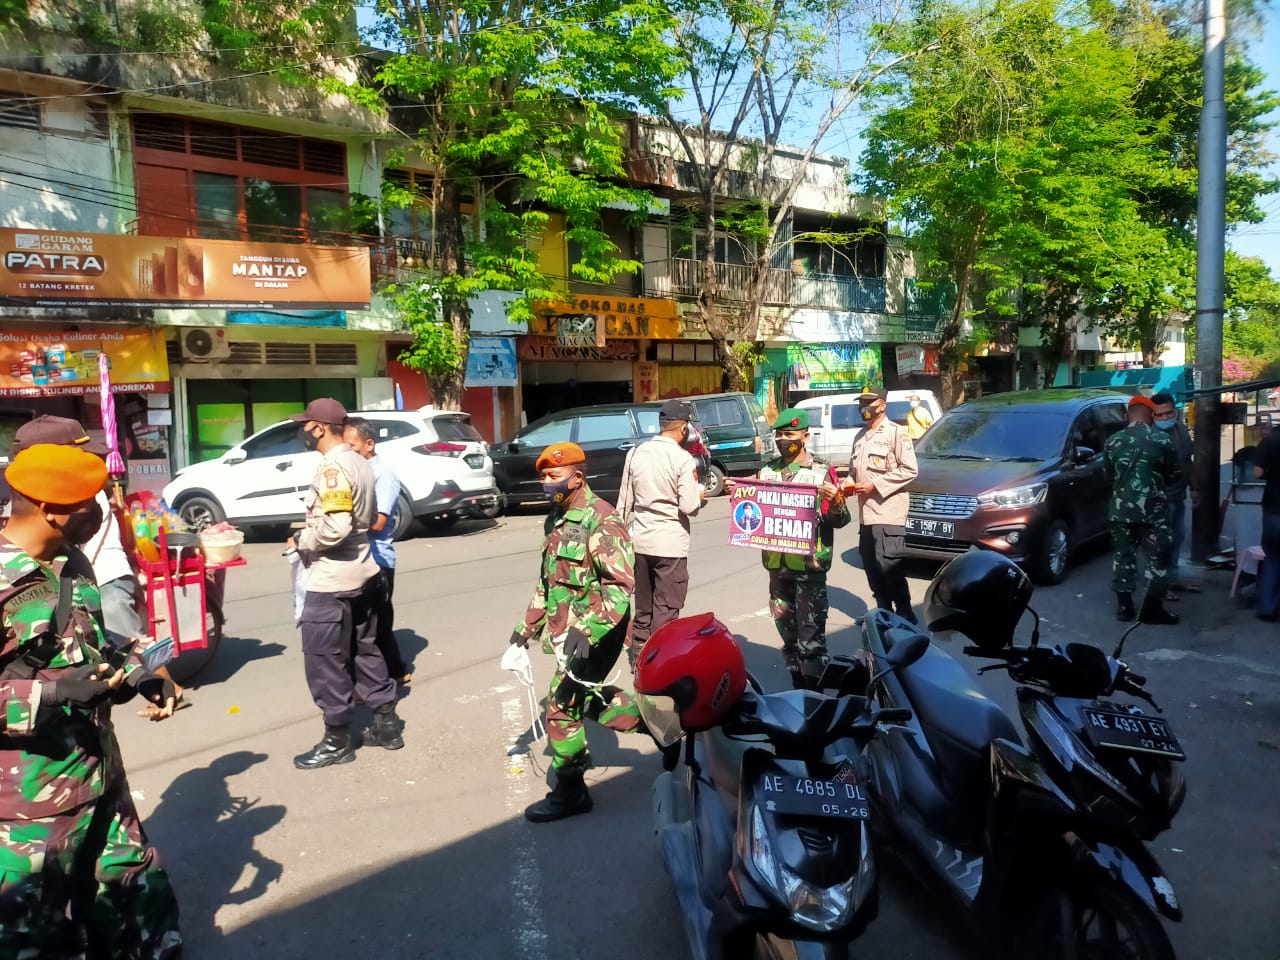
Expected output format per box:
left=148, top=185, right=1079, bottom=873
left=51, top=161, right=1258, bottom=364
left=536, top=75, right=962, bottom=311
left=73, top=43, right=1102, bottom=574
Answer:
left=798, top=389, right=942, bottom=468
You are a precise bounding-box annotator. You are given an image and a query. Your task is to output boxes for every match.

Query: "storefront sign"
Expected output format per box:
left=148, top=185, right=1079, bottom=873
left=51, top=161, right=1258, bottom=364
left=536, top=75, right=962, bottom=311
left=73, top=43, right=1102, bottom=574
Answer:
left=0, top=329, right=169, bottom=398
left=904, top=317, right=945, bottom=344
left=727, top=479, right=819, bottom=557
left=466, top=337, right=518, bottom=387
left=634, top=360, right=659, bottom=403
left=227, top=310, right=346, bottom=328
left=531, top=296, right=681, bottom=340
left=786, top=343, right=882, bottom=392
left=895, top=344, right=940, bottom=376
left=555, top=313, right=603, bottom=348
left=0, top=229, right=371, bottom=309
left=518, top=337, right=639, bottom=362
left=788, top=308, right=894, bottom=344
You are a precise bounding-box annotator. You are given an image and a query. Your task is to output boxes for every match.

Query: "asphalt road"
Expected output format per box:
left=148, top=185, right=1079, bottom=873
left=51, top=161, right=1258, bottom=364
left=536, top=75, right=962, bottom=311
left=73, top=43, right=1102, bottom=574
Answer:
left=114, top=498, right=1280, bottom=960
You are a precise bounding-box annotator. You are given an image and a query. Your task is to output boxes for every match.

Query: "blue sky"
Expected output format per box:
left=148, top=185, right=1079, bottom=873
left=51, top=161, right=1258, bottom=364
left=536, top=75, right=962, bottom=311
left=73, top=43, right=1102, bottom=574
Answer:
left=1228, top=4, right=1279, bottom=274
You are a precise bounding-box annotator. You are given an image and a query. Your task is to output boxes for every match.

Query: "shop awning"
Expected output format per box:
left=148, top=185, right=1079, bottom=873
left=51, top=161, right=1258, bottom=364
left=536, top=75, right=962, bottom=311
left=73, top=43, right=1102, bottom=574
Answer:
left=0, top=328, right=170, bottom=398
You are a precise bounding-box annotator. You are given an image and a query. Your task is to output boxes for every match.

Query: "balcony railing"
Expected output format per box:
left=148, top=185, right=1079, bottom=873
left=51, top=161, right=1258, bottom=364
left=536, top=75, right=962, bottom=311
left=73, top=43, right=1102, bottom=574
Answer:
left=667, top=258, right=794, bottom=304
left=792, top=274, right=887, bottom=312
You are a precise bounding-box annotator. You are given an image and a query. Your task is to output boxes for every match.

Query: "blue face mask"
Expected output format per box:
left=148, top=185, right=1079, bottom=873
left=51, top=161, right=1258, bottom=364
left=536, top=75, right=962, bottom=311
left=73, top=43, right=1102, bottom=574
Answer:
left=1154, top=419, right=1176, bottom=431
left=542, top=476, right=579, bottom=506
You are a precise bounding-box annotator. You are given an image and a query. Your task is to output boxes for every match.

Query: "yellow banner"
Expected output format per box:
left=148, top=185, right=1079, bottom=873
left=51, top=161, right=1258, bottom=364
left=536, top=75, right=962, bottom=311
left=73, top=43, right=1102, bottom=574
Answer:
left=0, top=229, right=370, bottom=309
left=531, top=295, right=681, bottom=340
left=0, top=329, right=169, bottom=398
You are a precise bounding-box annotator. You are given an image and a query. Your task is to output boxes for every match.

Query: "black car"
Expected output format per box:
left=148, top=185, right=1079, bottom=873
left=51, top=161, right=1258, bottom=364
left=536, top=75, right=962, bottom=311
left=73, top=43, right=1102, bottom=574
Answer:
left=494, top=402, right=713, bottom=510
left=904, top=389, right=1131, bottom=584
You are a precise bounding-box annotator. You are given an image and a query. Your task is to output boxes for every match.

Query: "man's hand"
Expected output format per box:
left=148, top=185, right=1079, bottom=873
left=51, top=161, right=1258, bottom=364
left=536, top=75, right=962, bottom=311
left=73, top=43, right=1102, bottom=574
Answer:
left=818, top=481, right=840, bottom=503
left=563, top=626, right=593, bottom=661
left=843, top=478, right=874, bottom=496
left=131, top=670, right=177, bottom=722
left=285, top=535, right=297, bottom=552
left=39, top=663, right=119, bottom=709
left=1190, top=489, right=1201, bottom=508
left=509, top=629, right=529, bottom=649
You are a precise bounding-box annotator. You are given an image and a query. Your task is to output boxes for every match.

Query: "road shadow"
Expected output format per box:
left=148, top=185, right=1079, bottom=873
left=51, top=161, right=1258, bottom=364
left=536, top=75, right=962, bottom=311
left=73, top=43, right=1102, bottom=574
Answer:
left=828, top=585, right=870, bottom=622
left=144, top=751, right=285, bottom=948
left=186, top=633, right=288, bottom=689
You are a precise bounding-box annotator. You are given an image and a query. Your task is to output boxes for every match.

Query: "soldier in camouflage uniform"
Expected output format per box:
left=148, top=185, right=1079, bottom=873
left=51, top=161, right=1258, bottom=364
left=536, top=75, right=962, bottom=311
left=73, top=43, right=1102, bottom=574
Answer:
left=727, top=409, right=850, bottom=689
left=0, top=444, right=181, bottom=960
left=1103, top=395, right=1179, bottom=625
left=509, top=442, right=641, bottom=822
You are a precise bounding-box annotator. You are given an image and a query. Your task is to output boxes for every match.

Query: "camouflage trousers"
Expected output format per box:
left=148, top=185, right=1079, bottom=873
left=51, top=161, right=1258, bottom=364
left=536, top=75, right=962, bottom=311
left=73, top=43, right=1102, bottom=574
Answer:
left=0, top=785, right=181, bottom=960
left=768, top=570, right=830, bottom=682
left=545, top=622, right=642, bottom=778
left=1110, top=517, right=1172, bottom=596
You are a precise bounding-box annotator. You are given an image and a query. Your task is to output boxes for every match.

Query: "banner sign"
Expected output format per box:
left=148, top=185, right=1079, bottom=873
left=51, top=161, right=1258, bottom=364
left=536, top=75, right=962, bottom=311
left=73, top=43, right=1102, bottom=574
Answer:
left=465, top=337, right=518, bottom=387
left=517, top=337, right=639, bottom=362
left=0, top=329, right=170, bottom=398
left=0, top=229, right=371, bottom=309
left=727, top=478, right=819, bottom=556
left=786, top=343, right=882, bottom=392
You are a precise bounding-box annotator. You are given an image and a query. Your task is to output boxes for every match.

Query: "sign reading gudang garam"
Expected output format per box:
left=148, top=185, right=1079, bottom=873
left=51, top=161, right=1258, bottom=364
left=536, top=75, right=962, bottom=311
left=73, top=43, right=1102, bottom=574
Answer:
left=727, top=478, right=819, bottom=556
left=0, top=229, right=371, bottom=310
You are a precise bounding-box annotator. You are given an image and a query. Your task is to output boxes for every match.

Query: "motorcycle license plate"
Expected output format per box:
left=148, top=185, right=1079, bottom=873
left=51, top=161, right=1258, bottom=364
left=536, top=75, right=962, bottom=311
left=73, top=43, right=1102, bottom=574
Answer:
left=1081, top=705, right=1186, bottom=761
left=759, top=774, right=870, bottom=820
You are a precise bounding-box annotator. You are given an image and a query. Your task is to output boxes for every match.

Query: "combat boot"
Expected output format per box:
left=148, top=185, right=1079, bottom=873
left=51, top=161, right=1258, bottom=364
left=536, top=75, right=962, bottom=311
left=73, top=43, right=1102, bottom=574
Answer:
left=1139, top=593, right=1180, bottom=625
left=363, top=704, right=405, bottom=750
left=1115, top=592, right=1136, bottom=622
left=525, top=773, right=593, bottom=822
left=294, top=724, right=355, bottom=769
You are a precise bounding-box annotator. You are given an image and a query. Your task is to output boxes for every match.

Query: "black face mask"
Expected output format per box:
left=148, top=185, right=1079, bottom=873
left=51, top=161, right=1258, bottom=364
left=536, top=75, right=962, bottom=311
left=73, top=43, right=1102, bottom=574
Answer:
left=778, top=439, right=804, bottom=458
left=300, top=426, right=322, bottom=451
left=56, top=499, right=104, bottom=546
left=860, top=407, right=876, bottom=422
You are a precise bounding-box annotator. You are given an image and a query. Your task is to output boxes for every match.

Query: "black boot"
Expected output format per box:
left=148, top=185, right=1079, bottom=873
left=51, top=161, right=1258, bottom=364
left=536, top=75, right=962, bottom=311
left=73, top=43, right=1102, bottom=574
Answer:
left=364, top=705, right=405, bottom=750
left=525, top=774, right=593, bottom=822
left=1139, top=593, right=1180, bottom=625
left=294, top=724, right=355, bottom=769
left=1116, top=592, right=1135, bottom=622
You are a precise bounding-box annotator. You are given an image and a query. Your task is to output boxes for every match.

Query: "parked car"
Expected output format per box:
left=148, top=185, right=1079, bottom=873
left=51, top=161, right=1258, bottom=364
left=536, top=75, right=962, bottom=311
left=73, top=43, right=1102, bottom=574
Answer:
left=798, top=389, right=942, bottom=468
left=903, top=389, right=1130, bottom=584
left=493, top=401, right=713, bottom=510
left=163, top=410, right=499, bottom=539
left=679, top=391, right=775, bottom=495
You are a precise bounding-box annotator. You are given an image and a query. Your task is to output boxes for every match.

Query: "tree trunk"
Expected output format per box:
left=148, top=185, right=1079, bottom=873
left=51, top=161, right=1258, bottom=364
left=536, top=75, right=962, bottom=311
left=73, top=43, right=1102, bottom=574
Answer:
left=694, top=187, right=747, bottom=391
left=429, top=175, right=471, bottom=411
left=937, top=274, right=970, bottom=408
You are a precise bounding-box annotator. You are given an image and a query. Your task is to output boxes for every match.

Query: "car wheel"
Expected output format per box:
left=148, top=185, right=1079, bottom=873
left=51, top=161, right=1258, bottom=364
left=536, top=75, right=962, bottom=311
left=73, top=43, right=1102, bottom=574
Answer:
left=177, top=495, right=225, bottom=532
left=391, top=492, right=415, bottom=541
left=422, top=515, right=458, bottom=533
left=1031, top=518, right=1071, bottom=585
left=704, top=464, right=727, bottom=498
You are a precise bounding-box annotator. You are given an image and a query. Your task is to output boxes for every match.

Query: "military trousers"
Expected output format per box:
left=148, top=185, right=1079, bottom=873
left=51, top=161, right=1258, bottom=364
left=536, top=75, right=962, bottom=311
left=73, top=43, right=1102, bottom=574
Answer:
left=0, top=782, right=181, bottom=960
left=545, top=619, right=642, bottom=777
left=629, top=554, right=690, bottom=671
left=300, top=576, right=394, bottom=727
left=767, top=570, right=830, bottom=681
left=1109, top=516, right=1172, bottom=597
left=859, top=524, right=915, bottom=623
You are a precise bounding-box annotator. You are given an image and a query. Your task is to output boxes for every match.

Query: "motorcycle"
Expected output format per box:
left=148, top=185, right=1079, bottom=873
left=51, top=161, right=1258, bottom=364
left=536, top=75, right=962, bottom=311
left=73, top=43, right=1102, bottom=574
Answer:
left=642, top=631, right=929, bottom=960
left=844, top=600, right=1186, bottom=960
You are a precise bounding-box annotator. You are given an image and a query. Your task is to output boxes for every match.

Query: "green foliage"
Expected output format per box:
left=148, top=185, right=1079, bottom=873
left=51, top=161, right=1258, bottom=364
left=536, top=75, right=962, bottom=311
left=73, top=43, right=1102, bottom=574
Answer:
left=1223, top=252, right=1280, bottom=361
left=199, top=0, right=355, bottom=70
left=391, top=282, right=466, bottom=379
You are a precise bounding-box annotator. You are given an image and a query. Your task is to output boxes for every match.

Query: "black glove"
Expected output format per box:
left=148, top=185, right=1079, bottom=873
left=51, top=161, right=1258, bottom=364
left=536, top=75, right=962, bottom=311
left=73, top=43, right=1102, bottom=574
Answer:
left=129, top=669, right=176, bottom=709
left=509, top=630, right=528, bottom=648
left=563, top=626, right=593, bottom=661
left=39, top=664, right=112, bottom=709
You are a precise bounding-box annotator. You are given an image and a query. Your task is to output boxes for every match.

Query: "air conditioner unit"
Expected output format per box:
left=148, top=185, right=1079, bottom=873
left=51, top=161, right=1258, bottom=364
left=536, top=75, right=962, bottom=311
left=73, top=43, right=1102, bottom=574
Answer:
left=180, top=327, right=230, bottom=361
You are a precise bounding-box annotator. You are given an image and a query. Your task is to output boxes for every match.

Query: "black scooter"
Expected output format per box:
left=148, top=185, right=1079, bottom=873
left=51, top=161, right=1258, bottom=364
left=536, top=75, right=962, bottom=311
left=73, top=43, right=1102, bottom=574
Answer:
left=648, top=633, right=929, bottom=960
left=834, top=607, right=1185, bottom=959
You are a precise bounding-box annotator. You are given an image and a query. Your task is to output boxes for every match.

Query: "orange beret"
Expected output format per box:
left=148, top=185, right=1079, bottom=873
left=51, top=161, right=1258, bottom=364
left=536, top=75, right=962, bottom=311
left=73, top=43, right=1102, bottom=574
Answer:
left=5, top=443, right=107, bottom=506
left=1128, top=395, right=1156, bottom=411
left=535, top=441, right=586, bottom=472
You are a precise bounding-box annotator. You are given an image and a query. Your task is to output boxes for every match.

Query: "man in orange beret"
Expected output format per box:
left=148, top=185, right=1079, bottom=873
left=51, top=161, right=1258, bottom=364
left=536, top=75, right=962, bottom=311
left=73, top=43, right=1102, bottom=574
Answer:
left=0, top=445, right=181, bottom=957
left=1103, top=395, right=1179, bottom=624
left=510, top=441, right=643, bottom=821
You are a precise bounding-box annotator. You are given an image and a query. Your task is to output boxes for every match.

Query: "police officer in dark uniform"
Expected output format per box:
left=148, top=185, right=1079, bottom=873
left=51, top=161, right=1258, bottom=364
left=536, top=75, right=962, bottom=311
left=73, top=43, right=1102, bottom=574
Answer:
left=288, top=399, right=403, bottom=769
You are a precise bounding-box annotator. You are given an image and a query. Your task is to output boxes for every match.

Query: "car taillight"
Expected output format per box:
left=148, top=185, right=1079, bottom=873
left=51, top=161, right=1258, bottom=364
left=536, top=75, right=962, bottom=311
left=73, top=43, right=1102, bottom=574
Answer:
left=754, top=436, right=762, bottom=453
left=686, top=438, right=708, bottom=458
left=415, top=441, right=467, bottom=457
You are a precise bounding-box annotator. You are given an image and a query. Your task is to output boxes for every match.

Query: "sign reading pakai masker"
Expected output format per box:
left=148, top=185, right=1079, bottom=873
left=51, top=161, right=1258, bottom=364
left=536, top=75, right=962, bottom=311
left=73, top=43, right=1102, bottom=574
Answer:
left=0, top=229, right=371, bottom=310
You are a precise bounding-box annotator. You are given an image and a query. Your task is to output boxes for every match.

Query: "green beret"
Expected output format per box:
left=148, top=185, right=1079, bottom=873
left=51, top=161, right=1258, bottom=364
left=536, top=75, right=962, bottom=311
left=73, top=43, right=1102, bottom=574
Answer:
left=772, top=408, right=809, bottom=430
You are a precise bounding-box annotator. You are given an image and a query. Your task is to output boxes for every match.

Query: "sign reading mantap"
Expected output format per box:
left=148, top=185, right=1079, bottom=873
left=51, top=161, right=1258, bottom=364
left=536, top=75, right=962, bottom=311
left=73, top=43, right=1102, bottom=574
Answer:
left=0, top=229, right=371, bottom=309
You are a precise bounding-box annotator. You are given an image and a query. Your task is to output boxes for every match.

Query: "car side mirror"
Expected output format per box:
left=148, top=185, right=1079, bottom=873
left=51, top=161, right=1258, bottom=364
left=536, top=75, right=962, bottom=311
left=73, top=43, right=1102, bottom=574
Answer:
left=507, top=441, right=519, bottom=453
left=1073, top=446, right=1095, bottom=463
left=225, top=454, right=246, bottom=465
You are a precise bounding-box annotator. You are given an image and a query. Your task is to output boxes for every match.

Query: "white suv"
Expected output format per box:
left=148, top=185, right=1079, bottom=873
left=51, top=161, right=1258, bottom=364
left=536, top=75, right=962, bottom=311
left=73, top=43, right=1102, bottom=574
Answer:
left=163, top=410, right=499, bottom=539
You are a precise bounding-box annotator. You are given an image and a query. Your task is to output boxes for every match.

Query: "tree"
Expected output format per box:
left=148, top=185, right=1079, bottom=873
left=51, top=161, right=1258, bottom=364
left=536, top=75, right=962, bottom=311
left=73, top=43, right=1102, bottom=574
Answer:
left=1223, top=252, right=1280, bottom=369
left=363, top=0, right=680, bottom=407
left=646, top=0, right=931, bottom=391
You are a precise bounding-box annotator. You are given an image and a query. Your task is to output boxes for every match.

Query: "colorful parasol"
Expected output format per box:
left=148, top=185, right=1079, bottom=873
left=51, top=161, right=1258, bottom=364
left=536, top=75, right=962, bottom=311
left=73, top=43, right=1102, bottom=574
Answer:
left=98, top=351, right=126, bottom=477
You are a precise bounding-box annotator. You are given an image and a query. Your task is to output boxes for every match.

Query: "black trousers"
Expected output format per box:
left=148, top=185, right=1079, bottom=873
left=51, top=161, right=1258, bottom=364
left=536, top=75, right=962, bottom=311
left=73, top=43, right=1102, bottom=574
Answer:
left=374, top=567, right=407, bottom=677
left=300, top=576, right=394, bottom=726
left=629, top=554, right=689, bottom=669
left=859, top=524, right=916, bottom=623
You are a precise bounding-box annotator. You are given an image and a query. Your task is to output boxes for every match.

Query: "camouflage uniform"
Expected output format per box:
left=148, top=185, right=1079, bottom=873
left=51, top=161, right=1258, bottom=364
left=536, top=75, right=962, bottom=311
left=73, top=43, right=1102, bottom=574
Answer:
left=1103, top=423, right=1177, bottom=595
left=0, top=538, right=180, bottom=960
left=758, top=455, right=851, bottom=682
left=513, top=486, right=640, bottom=776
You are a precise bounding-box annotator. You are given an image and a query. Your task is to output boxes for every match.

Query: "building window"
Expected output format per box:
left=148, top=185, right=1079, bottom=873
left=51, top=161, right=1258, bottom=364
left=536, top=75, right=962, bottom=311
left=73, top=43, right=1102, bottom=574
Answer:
left=0, top=95, right=40, bottom=131
left=131, top=112, right=348, bottom=242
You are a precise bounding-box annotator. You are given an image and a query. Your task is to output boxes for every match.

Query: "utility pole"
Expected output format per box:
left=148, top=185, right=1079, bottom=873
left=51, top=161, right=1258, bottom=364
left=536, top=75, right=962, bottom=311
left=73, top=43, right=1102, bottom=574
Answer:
left=1191, top=0, right=1226, bottom=562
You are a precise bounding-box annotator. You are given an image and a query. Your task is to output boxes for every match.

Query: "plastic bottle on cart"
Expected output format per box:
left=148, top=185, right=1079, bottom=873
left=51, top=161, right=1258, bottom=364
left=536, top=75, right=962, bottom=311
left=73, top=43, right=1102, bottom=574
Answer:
left=133, top=506, right=161, bottom=563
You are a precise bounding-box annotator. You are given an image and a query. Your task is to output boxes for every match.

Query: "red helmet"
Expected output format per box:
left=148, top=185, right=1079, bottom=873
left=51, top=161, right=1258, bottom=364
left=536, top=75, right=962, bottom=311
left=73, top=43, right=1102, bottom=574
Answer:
left=635, top=612, right=747, bottom=733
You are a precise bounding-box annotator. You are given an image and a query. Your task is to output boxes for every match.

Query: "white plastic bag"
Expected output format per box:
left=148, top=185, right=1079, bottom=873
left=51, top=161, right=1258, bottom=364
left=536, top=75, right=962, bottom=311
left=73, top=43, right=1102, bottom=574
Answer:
left=287, top=550, right=307, bottom=627
left=501, top=643, right=546, bottom=741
